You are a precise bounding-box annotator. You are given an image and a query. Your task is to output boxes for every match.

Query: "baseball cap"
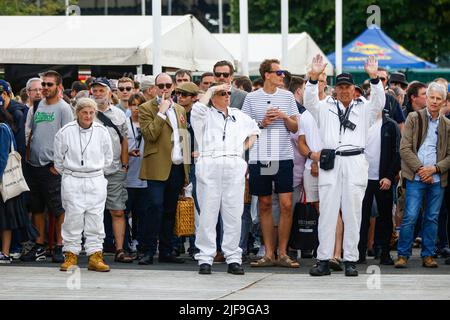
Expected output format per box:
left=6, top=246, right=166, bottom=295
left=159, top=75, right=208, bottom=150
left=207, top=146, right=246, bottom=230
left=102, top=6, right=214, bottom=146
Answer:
left=0, top=80, right=11, bottom=93
left=91, top=77, right=111, bottom=89
left=335, top=73, right=354, bottom=86
left=176, top=82, right=200, bottom=95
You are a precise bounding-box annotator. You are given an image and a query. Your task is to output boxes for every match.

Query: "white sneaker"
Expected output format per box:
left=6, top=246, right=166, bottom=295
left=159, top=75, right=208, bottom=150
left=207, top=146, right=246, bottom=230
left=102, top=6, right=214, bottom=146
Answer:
left=9, top=251, right=22, bottom=260
left=0, top=252, right=12, bottom=264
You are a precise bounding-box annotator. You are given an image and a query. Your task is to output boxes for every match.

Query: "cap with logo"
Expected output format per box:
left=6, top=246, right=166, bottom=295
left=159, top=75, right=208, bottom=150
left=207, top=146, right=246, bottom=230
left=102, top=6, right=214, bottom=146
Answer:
left=91, top=77, right=111, bottom=89
left=0, top=80, right=11, bottom=93
left=335, top=73, right=354, bottom=86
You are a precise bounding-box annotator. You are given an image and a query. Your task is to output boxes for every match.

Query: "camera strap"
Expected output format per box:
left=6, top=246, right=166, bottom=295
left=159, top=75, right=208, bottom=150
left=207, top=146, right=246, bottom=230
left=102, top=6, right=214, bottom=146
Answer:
left=335, top=100, right=354, bottom=134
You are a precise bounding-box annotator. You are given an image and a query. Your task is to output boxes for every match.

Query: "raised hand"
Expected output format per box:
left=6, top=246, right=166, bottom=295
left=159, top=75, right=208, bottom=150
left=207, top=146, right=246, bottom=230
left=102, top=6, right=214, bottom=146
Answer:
left=159, top=92, right=171, bottom=114
left=364, top=55, right=379, bottom=79
left=310, top=54, right=328, bottom=81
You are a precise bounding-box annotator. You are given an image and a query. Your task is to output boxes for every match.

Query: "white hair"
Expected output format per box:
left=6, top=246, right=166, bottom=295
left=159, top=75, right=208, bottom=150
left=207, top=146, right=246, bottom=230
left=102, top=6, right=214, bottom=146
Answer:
left=26, top=77, right=42, bottom=91
left=426, top=82, right=446, bottom=100
left=75, top=97, right=98, bottom=115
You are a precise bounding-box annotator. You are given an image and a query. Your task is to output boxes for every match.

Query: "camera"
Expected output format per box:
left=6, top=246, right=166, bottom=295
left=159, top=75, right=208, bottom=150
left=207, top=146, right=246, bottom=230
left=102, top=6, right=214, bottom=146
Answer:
left=339, top=116, right=356, bottom=131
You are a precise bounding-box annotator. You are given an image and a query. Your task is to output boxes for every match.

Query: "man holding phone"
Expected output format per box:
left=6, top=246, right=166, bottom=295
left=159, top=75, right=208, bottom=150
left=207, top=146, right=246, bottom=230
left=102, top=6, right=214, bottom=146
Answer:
left=138, top=73, right=190, bottom=265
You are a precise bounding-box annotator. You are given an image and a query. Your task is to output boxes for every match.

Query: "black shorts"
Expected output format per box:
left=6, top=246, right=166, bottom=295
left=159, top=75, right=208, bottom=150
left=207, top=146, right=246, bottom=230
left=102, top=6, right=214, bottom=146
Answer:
left=248, top=160, right=294, bottom=196
left=28, top=164, right=64, bottom=217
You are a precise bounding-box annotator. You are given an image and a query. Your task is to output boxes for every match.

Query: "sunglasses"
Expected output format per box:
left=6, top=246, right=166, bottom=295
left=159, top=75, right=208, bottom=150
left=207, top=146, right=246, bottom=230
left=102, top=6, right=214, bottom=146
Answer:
left=216, top=91, right=231, bottom=97
left=268, top=70, right=285, bottom=76
left=379, top=77, right=387, bottom=81
left=176, top=91, right=193, bottom=98
left=214, top=72, right=230, bottom=78
left=41, top=82, right=55, bottom=87
left=118, top=86, right=132, bottom=92
left=157, top=83, right=172, bottom=89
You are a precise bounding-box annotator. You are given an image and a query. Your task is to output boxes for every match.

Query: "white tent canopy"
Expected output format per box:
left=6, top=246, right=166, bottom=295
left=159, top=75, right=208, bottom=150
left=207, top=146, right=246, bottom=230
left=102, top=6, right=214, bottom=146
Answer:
left=213, top=33, right=334, bottom=76
left=0, top=15, right=234, bottom=72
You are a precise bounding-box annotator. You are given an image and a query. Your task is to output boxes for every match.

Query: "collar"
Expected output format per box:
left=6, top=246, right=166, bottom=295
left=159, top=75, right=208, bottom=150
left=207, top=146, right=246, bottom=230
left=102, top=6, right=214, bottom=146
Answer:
left=425, top=107, right=440, bottom=122
left=214, top=106, right=233, bottom=120
left=77, top=120, right=94, bottom=132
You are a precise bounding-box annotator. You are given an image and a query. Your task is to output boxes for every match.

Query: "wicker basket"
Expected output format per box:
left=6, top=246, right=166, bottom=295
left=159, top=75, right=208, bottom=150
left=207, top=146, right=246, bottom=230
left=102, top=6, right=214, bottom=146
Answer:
left=174, top=197, right=195, bottom=237
left=244, top=178, right=252, bottom=204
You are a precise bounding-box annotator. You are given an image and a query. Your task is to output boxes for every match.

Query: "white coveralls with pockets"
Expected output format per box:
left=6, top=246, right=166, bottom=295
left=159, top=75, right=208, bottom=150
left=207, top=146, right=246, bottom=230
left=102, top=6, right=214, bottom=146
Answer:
left=303, top=80, right=385, bottom=262
left=54, top=121, right=113, bottom=256
left=191, top=102, right=260, bottom=266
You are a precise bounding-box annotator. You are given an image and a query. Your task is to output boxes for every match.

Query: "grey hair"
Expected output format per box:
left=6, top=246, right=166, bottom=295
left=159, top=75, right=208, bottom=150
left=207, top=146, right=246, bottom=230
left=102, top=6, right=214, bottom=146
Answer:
left=426, top=82, right=446, bottom=100
left=26, top=77, right=42, bottom=91
left=75, top=97, right=97, bottom=115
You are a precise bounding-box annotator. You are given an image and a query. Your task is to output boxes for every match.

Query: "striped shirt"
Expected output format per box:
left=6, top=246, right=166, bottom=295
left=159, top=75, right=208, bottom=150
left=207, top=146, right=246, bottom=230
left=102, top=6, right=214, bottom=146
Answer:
left=242, top=88, right=299, bottom=161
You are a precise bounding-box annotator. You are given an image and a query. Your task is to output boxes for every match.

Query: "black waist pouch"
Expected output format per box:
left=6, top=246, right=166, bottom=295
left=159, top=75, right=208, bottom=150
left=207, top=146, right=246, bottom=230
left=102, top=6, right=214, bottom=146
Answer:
left=320, top=149, right=336, bottom=170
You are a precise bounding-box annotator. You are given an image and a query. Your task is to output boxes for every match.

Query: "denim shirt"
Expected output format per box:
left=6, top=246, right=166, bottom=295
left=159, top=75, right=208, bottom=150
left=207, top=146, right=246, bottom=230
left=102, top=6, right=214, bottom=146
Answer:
left=415, top=109, right=440, bottom=182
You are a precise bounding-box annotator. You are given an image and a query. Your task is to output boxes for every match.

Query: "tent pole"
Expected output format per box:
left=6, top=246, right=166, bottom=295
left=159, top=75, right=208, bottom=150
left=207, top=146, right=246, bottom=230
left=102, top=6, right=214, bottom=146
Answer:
left=153, top=0, right=162, bottom=75
left=239, top=0, right=249, bottom=76
left=142, top=0, right=145, bottom=15
left=281, top=0, right=289, bottom=68
left=137, top=65, right=143, bottom=77
left=218, top=0, right=223, bottom=33
left=335, top=0, right=342, bottom=75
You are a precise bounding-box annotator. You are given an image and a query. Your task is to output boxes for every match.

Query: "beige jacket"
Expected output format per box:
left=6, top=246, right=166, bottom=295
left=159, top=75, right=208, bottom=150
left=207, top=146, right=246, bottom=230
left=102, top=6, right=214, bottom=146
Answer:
left=400, top=108, right=450, bottom=187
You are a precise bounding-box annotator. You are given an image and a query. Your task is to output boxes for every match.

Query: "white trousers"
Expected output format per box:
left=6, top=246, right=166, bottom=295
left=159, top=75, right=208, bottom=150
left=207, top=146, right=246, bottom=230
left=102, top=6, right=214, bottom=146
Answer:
left=194, top=156, right=247, bottom=265
left=317, top=155, right=368, bottom=262
left=61, top=174, right=108, bottom=256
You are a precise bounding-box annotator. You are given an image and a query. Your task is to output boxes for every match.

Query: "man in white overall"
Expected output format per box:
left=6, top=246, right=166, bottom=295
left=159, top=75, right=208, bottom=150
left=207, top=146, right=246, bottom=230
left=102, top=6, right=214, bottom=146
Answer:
left=192, top=83, right=260, bottom=275
left=54, top=98, right=113, bottom=272
left=304, top=55, right=385, bottom=276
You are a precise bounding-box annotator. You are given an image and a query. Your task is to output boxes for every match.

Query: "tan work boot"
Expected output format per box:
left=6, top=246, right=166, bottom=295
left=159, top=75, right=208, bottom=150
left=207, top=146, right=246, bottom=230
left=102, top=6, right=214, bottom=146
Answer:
left=88, top=251, right=110, bottom=272
left=422, top=256, right=438, bottom=268
left=60, top=252, right=78, bottom=271
left=394, top=256, right=408, bottom=268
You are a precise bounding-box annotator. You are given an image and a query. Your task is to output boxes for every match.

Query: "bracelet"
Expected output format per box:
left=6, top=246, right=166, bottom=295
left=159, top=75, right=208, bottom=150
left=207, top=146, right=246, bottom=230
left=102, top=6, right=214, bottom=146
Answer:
left=307, top=151, right=313, bottom=160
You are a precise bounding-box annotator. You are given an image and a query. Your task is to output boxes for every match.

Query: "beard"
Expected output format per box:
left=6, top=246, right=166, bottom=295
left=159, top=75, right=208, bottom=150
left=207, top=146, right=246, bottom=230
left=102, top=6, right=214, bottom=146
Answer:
left=94, top=97, right=109, bottom=107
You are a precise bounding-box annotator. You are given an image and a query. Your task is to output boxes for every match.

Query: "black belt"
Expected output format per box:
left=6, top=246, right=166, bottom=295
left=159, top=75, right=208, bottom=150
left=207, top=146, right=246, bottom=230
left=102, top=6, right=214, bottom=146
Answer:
left=335, top=148, right=364, bottom=157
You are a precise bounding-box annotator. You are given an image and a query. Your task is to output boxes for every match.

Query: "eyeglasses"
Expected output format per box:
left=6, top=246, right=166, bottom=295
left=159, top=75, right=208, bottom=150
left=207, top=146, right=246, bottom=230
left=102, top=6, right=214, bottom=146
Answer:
left=157, top=83, right=172, bottom=89
left=267, top=70, right=285, bottom=76
left=118, top=86, right=132, bottom=92
left=176, top=91, right=193, bottom=98
left=216, top=91, right=231, bottom=97
left=41, top=82, right=55, bottom=87
left=214, top=72, right=230, bottom=78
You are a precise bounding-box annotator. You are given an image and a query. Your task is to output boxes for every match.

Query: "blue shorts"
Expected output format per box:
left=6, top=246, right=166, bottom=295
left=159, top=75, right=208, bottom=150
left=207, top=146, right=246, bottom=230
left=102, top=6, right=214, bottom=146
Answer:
left=248, top=160, right=294, bottom=196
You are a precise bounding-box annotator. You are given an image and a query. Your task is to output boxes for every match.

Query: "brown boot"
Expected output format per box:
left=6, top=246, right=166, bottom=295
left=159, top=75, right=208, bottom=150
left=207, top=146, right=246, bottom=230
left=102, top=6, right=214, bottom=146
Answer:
left=394, top=256, right=408, bottom=268
left=60, top=252, right=78, bottom=271
left=88, top=252, right=110, bottom=272
left=422, top=256, right=438, bottom=268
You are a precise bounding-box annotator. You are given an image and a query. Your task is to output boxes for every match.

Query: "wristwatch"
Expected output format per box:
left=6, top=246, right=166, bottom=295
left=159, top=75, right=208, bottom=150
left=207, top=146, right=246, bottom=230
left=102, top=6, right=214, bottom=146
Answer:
left=257, top=121, right=265, bottom=129
left=122, top=164, right=129, bottom=170
left=307, top=151, right=313, bottom=160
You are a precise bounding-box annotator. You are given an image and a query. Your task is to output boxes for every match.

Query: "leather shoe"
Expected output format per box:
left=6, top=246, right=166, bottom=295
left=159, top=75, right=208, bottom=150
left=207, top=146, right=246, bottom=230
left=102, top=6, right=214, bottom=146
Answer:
left=394, top=256, right=408, bottom=268
left=138, top=254, right=153, bottom=265
left=300, top=250, right=314, bottom=259
left=379, top=252, right=394, bottom=265
left=309, top=260, right=331, bottom=276
left=227, top=263, right=245, bottom=275
left=199, top=263, right=211, bottom=274
left=158, top=255, right=185, bottom=264
left=422, top=256, right=438, bottom=268
left=344, top=261, right=358, bottom=277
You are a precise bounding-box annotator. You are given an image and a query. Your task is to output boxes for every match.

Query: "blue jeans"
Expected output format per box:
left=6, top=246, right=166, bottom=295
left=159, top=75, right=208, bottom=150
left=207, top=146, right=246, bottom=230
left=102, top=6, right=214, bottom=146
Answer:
left=397, top=180, right=445, bottom=258
left=143, top=164, right=185, bottom=257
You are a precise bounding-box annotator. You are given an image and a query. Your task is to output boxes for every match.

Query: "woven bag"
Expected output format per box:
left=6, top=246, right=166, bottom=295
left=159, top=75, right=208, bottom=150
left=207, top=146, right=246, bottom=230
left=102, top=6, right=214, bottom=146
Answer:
left=174, top=197, right=195, bottom=237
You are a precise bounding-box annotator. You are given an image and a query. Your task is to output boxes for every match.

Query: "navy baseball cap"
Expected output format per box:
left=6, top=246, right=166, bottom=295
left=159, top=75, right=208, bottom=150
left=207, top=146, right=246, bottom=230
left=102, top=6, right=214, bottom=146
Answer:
left=0, top=80, right=11, bottom=93
left=335, top=73, right=354, bottom=86
left=91, top=77, right=111, bottom=89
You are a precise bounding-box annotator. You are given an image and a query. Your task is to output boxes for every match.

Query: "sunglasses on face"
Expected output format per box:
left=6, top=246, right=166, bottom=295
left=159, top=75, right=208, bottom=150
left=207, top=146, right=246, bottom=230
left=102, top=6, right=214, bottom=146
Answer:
left=157, top=83, right=172, bottom=89
left=176, top=91, right=193, bottom=98
left=41, top=82, right=55, bottom=87
left=214, top=72, right=230, bottom=78
left=379, top=77, right=387, bottom=82
left=268, top=70, right=285, bottom=76
left=118, top=86, right=132, bottom=92
left=216, top=91, right=231, bottom=97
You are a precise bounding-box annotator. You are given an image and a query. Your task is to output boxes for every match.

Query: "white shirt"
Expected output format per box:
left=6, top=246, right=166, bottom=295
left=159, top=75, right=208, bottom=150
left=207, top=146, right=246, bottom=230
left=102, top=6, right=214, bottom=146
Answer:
left=298, top=109, right=323, bottom=170
left=191, top=102, right=260, bottom=159
left=156, top=101, right=183, bottom=165
left=365, top=118, right=382, bottom=180
left=303, top=80, right=385, bottom=152
left=54, top=121, right=113, bottom=176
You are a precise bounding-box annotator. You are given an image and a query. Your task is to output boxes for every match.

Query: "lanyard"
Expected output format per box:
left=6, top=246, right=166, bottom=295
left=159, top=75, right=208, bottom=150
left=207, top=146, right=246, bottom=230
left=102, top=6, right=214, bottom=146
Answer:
left=79, top=125, right=94, bottom=166
left=335, top=100, right=354, bottom=133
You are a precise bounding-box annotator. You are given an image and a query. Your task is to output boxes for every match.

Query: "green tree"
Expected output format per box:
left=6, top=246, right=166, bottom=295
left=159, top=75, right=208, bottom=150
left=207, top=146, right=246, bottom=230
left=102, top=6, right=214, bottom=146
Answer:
left=229, top=0, right=450, bottom=66
left=0, top=0, right=78, bottom=15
